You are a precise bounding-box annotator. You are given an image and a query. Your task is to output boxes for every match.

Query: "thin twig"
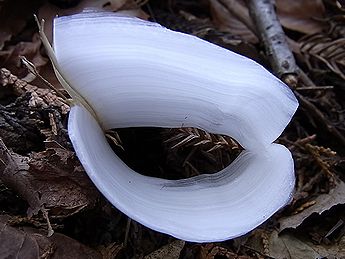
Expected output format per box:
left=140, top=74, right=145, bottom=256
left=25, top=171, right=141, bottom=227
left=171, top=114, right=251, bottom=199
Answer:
left=124, top=218, right=132, bottom=247
left=296, top=86, right=334, bottom=91
left=295, top=91, right=345, bottom=146
left=20, top=56, right=69, bottom=103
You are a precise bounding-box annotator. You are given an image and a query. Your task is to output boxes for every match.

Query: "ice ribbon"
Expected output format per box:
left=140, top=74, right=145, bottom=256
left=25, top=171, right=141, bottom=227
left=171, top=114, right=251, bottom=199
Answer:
left=40, top=11, right=299, bottom=242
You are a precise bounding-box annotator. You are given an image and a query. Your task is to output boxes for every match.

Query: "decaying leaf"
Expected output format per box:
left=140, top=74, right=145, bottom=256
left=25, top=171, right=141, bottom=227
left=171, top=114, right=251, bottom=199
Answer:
left=98, top=243, right=124, bottom=259
left=0, top=138, right=99, bottom=220
left=279, top=180, right=345, bottom=231
left=268, top=231, right=322, bottom=259
left=276, top=0, right=326, bottom=34
left=196, top=243, right=240, bottom=259
left=0, top=0, right=41, bottom=50
left=0, top=215, right=102, bottom=259
left=28, top=148, right=100, bottom=217
left=209, top=0, right=258, bottom=43
left=0, top=215, right=53, bottom=259
left=0, top=33, right=48, bottom=79
left=246, top=229, right=345, bottom=259
left=209, top=0, right=327, bottom=45
left=309, top=234, right=345, bottom=258
left=48, top=232, right=102, bottom=259
left=143, top=240, right=185, bottom=259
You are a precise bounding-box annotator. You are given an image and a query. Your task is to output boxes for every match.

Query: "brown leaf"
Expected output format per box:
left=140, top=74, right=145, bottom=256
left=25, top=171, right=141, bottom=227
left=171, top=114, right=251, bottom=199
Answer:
left=268, top=231, right=321, bottom=259
left=143, top=240, right=185, bottom=259
left=28, top=148, right=100, bottom=218
left=196, top=243, right=239, bottom=259
left=0, top=0, right=41, bottom=50
left=49, top=233, right=102, bottom=259
left=0, top=216, right=52, bottom=259
left=307, top=234, right=345, bottom=258
left=209, top=0, right=258, bottom=43
left=279, top=180, right=345, bottom=231
left=276, top=0, right=327, bottom=34
left=0, top=138, right=98, bottom=219
left=0, top=215, right=102, bottom=259
left=98, top=243, right=124, bottom=259
left=209, top=0, right=327, bottom=47
left=246, top=229, right=345, bottom=259
left=269, top=230, right=345, bottom=258
left=0, top=34, right=48, bottom=79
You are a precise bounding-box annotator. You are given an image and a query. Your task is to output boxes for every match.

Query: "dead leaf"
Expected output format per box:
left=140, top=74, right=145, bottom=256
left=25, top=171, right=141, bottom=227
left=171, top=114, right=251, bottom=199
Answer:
left=49, top=233, right=102, bottom=259
left=143, top=240, right=185, bottom=259
left=246, top=228, right=345, bottom=259
left=279, top=180, right=345, bottom=231
left=269, top=231, right=321, bottom=259
left=209, top=0, right=327, bottom=47
left=0, top=215, right=52, bottom=259
left=0, top=138, right=98, bottom=219
left=196, top=243, right=239, bottom=259
left=98, top=243, right=124, bottom=259
left=28, top=148, right=100, bottom=218
left=0, top=0, right=41, bottom=50
left=209, top=0, right=258, bottom=43
left=0, top=215, right=102, bottom=259
left=269, top=230, right=345, bottom=258
left=276, top=0, right=327, bottom=34
left=308, top=234, right=345, bottom=258
left=0, top=34, right=48, bottom=79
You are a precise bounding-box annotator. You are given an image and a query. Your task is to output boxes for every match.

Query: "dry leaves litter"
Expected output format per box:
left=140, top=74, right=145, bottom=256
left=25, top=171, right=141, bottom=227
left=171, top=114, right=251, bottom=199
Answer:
left=276, top=0, right=326, bottom=34
left=143, top=240, right=185, bottom=259
left=0, top=0, right=345, bottom=258
left=0, top=215, right=102, bottom=259
left=279, top=180, right=345, bottom=231
left=246, top=229, right=345, bottom=259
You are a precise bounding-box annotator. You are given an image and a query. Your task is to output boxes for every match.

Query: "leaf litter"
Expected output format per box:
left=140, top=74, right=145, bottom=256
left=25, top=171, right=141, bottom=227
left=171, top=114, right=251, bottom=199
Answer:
left=0, top=0, right=345, bottom=258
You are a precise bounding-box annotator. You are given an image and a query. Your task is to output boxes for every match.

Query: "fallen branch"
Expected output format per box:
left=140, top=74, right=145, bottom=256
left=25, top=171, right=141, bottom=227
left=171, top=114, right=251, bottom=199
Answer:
left=247, top=0, right=298, bottom=86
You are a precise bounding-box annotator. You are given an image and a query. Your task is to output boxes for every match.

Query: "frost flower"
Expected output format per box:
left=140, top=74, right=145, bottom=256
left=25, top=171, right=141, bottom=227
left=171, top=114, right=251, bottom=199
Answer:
left=38, top=11, right=298, bottom=242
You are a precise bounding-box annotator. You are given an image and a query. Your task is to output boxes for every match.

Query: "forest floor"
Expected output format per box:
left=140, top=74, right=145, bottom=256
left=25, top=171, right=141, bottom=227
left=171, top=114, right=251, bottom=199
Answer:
left=0, top=0, right=344, bottom=258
